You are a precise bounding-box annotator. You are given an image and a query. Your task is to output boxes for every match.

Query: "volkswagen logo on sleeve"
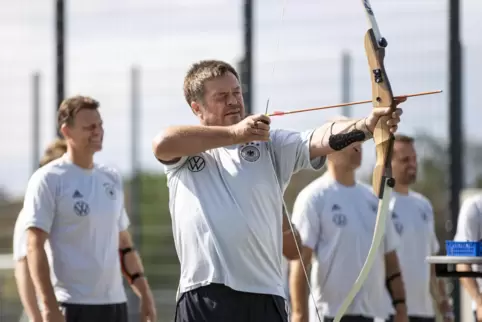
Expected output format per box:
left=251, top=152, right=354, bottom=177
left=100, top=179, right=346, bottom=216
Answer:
left=73, top=200, right=90, bottom=217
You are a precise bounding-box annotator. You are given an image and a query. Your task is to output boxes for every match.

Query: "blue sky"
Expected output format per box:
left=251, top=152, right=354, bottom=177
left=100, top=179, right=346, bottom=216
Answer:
left=1, top=0, right=481, bottom=198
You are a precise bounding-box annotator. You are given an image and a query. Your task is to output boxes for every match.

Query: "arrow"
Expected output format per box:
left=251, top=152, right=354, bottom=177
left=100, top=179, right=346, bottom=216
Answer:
left=267, top=89, right=442, bottom=117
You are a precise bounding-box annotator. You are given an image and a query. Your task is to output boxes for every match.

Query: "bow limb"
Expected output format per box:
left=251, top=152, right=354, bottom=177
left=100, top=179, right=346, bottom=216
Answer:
left=334, top=2, right=396, bottom=322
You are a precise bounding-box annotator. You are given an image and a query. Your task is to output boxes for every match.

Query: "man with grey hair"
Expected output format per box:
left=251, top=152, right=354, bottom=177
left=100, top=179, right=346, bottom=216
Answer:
left=152, top=59, right=404, bottom=321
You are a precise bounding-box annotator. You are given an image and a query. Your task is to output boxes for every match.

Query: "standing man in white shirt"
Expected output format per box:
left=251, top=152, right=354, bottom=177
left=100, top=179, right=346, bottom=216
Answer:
left=387, top=134, right=452, bottom=322
left=23, top=96, right=157, bottom=322
left=14, top=138, right=67, bottom=322
left=151, top=60, right=404, bottom=322
left=454, top=192, right=482, bottom=321
left=289, top=131, right=407, bottom=322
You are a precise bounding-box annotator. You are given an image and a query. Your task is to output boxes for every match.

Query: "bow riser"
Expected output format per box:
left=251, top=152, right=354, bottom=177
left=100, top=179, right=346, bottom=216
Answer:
left=364, top=28, right=396, bottom=197
left=333, top=6, right=397, bottom=322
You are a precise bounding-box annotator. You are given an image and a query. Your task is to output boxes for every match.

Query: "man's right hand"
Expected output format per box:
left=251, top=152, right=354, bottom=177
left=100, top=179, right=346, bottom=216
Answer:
left=229, top=114, right=271, bottom=144
left=476, top=305, right=482, bottom=322
left=42, top=308, right=65, bottom=322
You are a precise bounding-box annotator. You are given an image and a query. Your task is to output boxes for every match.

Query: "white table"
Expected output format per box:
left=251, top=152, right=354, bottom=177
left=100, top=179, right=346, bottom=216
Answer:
left=426, top=256, right=482, bottom=277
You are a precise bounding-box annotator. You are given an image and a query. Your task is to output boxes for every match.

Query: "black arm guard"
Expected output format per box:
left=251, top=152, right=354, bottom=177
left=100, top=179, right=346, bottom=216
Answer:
left=328, top=131, right=366, bottom=151
left=119, top=247, right=144, bottom=284
left=328, top=120, right=366, bottom=151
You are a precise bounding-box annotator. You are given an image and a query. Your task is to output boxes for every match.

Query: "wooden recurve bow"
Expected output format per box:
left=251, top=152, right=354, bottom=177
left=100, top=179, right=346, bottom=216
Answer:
left=334, top=1, right=397, bottom=321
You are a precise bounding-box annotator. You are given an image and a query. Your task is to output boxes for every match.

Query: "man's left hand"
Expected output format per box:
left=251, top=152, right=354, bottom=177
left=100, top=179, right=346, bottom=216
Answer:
left=139, top=291, right=157, bottom=322
left=365, top=97, right=406, bottom=134
left=439, top=298, right=454, bottom=322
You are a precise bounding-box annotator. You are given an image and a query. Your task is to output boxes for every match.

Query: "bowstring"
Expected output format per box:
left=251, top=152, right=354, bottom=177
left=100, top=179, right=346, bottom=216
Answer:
left=264, top=1, right=323, bottom=321
left=264, top=2, right=287, bottom=115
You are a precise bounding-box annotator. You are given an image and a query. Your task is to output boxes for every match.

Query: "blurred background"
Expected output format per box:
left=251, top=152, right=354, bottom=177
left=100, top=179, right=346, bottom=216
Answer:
left=0, top=0, right=481, bottom=321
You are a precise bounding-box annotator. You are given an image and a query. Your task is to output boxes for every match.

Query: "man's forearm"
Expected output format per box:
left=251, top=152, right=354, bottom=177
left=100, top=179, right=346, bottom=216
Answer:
left=289, top=260, right=310, bottom=320
left=283, top=229, right=302, bottom=260
left=310, top=118, right=373, bottom=158
left=119, top=231, right=152, bottom=298
left=430, top=265, right=448, bottom=302
left=282, top=214, right=302, bottom=260
left=122, top=250, right=151, bottom=298
left=15, top=260, right=42, bottom=321
left=388, top=276, right=408, bottom=314
left=26, top=246, right=57, bottom=310
left=458, top=264, right=482, bottom=305
left=385, top=251, right=407, bottom=314
left=153, top=125, right=235, bottom=161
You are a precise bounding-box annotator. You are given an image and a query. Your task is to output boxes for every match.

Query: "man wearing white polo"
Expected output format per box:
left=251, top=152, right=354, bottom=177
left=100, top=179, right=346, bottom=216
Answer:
left=23, top=96, right=156, bottom=322
left=289, top=133, right=406, bottom=322
left=387, top=134, right=452, bottom=322
left=152, top=60, right=404, bottom=322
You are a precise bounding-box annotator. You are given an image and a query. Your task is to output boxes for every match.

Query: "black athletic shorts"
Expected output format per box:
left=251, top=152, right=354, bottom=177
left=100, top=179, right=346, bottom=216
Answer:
left=387, top=315, right=435, bottom=322
left=59, top=302, right=128, bottom=322
left=174, top=283, right=289, bottom=322
left=325, top=315, right=377, bottom=322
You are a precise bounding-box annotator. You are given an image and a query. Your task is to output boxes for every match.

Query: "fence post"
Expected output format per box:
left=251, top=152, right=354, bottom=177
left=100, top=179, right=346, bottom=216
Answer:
left=241, top=0, right=253, bottom=114
left=127, top=65, right=142, bottom=321
left=55, top=0, right=66, bottom=138
left=341, top=51, right=352, bottom=118
left=448, top=0, right=463, bottom=321
left=32, top=72, right=41, bottom=173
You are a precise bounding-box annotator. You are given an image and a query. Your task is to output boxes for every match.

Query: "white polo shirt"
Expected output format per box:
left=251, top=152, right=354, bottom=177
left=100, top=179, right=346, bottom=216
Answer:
left=386, top=191, right=439, bottom=317
left=454, top=194, right=482, bottom=310
left=291, top=173, right=400, bottom=319
left=22, top=154, right=130, bottom=304
left=163, top=129, right=325, bottom=300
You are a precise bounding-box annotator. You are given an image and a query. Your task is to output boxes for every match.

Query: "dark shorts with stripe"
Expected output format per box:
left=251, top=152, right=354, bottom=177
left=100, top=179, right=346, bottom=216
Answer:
left=174, top=283, right=289, bottom=322
left=59, top=302, right=128, bottom=322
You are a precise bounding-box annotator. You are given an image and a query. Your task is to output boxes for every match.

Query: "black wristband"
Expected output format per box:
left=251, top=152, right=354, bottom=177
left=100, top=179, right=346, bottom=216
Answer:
left=392, top=299, right=406, bottom=308
left=129, top=272, right=145, bottom=284
left=386, top=272, right=401, bottom=284
left=119, top=247, right=144, bottom=284
left=386, top=272, right=401, bottom=290
left=386, top=272, right=402, bottom=299
left=119, top=247, right=135, bottom=255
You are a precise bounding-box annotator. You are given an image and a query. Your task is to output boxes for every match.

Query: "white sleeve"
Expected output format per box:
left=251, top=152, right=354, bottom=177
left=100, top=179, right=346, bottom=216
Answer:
left=22, top=170, right=57, bottom=234
left=114, top=170, right=131, bottom=232
left=270, top=129, right=325, bottom=187
left=12, top=210, right=27, bottom=261
left=118, top=208, right=131, bottom=232
left=426, top=202, right=440, bottom=254
left=291, top=187, right=323, bottom=251
left=160, top=155, right=189, bottom=173
left=384, top=199, right=400, bottom=253
left=431, top=227, right=440, bottom=254
left=454, top=196, right=482, bottom=241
